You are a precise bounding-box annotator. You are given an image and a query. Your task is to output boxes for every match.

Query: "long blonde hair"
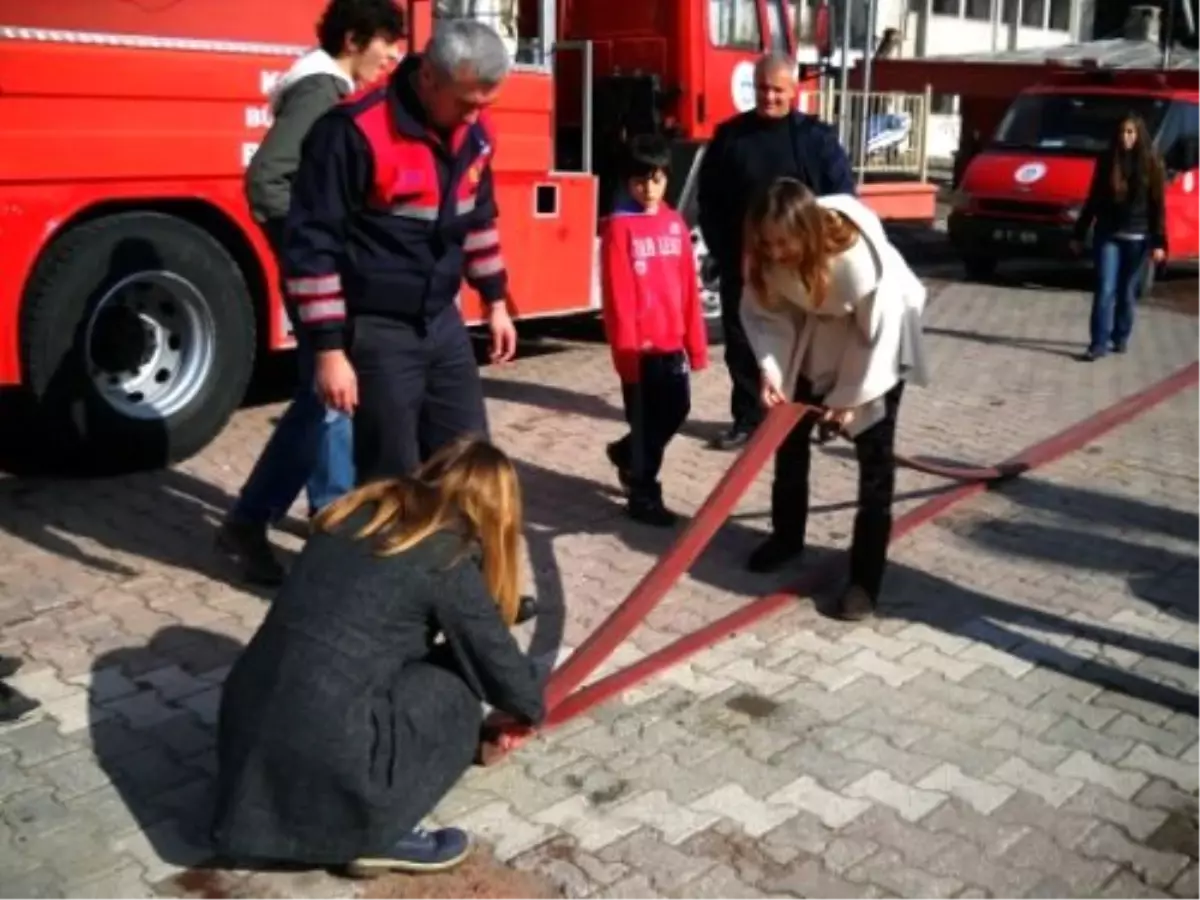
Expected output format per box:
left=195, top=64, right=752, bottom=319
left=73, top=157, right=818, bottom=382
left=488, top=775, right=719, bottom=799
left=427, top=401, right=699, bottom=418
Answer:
left=313, top=436, right=524, bottom=626
left=743, top=178, right=859, bottom=311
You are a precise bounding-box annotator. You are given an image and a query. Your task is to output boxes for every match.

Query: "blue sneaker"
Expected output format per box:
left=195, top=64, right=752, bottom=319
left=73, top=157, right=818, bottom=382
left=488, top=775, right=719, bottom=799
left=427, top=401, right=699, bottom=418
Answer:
left=347, top=826, right=471, bottom=876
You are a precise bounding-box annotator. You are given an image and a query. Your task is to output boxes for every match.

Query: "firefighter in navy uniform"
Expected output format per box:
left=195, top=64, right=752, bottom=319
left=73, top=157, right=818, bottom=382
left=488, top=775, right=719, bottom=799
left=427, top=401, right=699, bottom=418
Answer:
left=282, top=18, right=518, bottom=482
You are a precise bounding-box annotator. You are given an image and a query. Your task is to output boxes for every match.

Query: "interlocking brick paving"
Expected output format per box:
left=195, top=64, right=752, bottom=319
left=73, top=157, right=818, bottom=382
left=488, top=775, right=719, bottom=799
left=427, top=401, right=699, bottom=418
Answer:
left=1, top=265, right=1196, bottom=898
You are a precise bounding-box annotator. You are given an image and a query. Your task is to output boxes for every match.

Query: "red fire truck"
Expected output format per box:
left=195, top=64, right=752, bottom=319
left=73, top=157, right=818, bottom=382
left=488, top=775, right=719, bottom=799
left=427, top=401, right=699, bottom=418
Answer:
left=0, top=0, right=841, bottom=468
left=865, top=48, right=1200, bottom=284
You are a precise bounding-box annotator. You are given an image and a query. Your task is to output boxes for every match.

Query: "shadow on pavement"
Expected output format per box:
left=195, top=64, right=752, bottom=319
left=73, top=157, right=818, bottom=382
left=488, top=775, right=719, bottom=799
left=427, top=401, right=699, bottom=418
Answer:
left=90, top=633, right=564, bottom=900
left=512, top=455, right=1199, bottom=718
left=0, top=463, right=287, bottom=596
left=482, top=374, right=726, bottom=446
left=923, top=325, right=1083, bottom=359
left=88, top=626, right=242, bottom=868
left=945, top=474, right=1199, bottom=623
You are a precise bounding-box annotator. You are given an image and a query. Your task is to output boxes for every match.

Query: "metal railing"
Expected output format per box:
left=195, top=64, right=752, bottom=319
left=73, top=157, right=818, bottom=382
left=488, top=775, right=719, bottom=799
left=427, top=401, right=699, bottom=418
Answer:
left=817, top=84, right=934, bottom=182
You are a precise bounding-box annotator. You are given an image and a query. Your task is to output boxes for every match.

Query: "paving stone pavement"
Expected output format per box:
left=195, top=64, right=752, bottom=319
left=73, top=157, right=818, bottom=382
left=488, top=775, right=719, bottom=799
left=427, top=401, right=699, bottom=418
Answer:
left=0, top=275, right=1197, bottom=898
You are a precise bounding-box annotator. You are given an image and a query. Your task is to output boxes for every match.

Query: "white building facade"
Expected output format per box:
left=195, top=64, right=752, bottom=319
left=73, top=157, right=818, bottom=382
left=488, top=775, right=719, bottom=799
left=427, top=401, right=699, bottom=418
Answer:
left=789, top=0, right=1086, bottom=159
left=791, top=0, right=1085, bottom=57
left=903, top=0, right=1084, bottom=56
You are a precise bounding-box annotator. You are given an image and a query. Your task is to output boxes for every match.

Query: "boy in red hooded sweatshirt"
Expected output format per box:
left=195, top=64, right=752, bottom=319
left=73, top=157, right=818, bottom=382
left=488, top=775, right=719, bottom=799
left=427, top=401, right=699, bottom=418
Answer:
left=602, top=135, right=709, bottom=527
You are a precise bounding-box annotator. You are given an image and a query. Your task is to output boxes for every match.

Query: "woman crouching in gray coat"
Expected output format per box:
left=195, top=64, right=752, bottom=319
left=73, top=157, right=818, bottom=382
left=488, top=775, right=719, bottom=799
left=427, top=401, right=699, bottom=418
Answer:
left=211, top=437, right=544, bottom=875
left=740, top=179, right=928, bottom=621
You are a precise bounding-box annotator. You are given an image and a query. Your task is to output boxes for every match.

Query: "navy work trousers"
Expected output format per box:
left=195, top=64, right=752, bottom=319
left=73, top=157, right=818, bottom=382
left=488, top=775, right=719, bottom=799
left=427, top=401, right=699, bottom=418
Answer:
left=348, top=304, right=488, bottom=482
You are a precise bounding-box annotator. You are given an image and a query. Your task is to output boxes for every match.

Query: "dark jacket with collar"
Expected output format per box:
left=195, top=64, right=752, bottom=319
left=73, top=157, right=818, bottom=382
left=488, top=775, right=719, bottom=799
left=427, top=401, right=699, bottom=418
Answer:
left=697, top=110, right=855, bottom=277
left=282, top=54, right=508, bottom=352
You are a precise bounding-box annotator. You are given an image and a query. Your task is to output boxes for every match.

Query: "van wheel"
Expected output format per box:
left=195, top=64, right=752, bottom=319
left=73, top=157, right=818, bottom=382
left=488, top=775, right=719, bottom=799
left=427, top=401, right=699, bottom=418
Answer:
left=962, top=254, right=998, bottom=281
left=20, top=212, right=257, bottom=472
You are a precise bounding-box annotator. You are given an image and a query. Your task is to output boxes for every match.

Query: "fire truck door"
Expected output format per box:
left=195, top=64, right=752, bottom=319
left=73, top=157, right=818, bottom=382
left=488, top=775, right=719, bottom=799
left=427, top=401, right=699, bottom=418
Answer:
left=703, top=0, right=769, bottom=127
left=1160, top=100, right=1199, bottom=261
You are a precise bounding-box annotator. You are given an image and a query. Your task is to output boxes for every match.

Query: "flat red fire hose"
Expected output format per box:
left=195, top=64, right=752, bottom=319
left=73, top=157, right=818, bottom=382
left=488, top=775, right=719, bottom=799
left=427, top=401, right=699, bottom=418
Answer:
left=483, top=362, right=1199, bottom=760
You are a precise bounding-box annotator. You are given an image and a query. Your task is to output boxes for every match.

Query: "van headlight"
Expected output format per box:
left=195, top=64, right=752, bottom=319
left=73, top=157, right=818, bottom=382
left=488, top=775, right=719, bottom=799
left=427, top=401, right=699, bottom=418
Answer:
left=1063, top=204, right=1084, bottom=221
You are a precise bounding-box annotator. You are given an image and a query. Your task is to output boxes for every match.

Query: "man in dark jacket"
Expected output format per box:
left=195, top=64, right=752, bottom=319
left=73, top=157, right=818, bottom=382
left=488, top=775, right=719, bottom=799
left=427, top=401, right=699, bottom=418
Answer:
left=698, top=53, right=856, bottom=450
left=282, top=19, right=519, bottom=488
left=217, top=0, right=404, bottom=586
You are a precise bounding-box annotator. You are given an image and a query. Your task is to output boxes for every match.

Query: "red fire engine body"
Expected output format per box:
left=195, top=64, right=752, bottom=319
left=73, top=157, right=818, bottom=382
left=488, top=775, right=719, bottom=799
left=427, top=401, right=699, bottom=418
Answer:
left=0, top=0, right=891, bottom=467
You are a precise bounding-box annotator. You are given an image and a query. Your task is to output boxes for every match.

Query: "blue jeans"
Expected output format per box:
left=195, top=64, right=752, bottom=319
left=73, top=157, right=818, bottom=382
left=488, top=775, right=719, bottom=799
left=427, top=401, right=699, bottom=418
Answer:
left=232, top=324, right=355, bottom=522
left=1089, top=236, right=1149, bottom=355
left=232, top=218, right=354, bottom=523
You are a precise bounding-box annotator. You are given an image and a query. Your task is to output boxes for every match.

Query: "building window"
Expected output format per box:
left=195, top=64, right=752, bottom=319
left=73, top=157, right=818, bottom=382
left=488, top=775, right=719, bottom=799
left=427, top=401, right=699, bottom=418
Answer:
left=1022, top=0, right=1045, bottom=26
left=965, top=0, right=991, bottom=20
left=1048, top=0, right=1070, bottom=30
left=933, top=0, right=961, bottom=13
left=710, top=0, right=761, bottom=48
left=1002, top=0, right=1017, bottom=24
left=765, top=0, right=789, bottom=52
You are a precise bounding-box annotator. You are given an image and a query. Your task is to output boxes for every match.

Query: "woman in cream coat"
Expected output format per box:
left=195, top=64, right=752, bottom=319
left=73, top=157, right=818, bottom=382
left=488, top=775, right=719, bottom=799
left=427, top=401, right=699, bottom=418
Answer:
left=740, top=179, right=927, bottom=621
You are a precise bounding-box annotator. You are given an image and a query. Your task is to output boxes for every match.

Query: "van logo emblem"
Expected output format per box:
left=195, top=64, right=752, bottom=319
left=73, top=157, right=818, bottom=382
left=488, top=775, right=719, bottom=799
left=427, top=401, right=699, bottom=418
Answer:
left=1014, top=162, right=1047, bottom=185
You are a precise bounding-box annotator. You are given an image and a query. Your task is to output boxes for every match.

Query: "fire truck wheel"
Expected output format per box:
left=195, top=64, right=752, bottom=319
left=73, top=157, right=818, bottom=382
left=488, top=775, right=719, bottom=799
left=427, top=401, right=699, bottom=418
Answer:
left=962, top=254, right=998, bottom=281
left=20, top=211, right=256, bottom=472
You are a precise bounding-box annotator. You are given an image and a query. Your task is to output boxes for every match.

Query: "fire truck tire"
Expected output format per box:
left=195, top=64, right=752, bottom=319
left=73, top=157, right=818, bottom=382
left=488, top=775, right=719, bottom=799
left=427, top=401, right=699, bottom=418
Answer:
left=962, top=254, right=998, bottom=281
left=20, top=212, right=256, bottom=472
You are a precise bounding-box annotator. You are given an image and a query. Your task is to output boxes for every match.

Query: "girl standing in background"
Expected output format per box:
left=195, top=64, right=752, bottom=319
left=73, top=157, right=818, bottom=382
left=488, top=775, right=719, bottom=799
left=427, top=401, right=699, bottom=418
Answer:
left=1072, top=114, right=1167, bottom=361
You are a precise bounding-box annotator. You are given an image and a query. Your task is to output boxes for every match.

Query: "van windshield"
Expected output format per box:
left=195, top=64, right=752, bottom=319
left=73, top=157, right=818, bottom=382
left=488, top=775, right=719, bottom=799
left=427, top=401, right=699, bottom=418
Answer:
left=992, top=92, right=1169, bottom=154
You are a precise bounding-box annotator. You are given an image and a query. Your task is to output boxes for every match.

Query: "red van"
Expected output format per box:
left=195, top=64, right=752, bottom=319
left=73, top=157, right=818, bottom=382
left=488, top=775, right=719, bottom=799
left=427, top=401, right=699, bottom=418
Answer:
left=948, top=70, right=1200, bottom=284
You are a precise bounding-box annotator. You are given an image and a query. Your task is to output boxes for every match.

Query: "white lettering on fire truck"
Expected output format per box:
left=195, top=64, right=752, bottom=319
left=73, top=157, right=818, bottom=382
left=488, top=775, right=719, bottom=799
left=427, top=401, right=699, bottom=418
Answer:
left=245, top=105, right=274, bottom=129
left=242, top=72, right=283, bottom=167
left=260, top=70, right=285, bottom=95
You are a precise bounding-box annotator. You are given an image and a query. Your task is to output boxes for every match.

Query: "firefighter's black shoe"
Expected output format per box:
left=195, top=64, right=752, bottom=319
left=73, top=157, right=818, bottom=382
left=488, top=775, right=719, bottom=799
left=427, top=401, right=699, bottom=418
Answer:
left=216, top=518, right=285, bottom=587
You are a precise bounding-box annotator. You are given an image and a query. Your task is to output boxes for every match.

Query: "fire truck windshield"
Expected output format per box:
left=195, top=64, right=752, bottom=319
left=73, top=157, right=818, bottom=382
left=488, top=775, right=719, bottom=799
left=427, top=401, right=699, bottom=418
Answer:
left=991, top=91, right=1170, bottom=154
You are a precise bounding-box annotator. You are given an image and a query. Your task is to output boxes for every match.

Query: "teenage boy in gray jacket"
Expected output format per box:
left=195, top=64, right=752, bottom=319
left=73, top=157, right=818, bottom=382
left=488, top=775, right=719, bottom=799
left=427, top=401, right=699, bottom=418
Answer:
left=218, top=0, right=404, bottom=585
